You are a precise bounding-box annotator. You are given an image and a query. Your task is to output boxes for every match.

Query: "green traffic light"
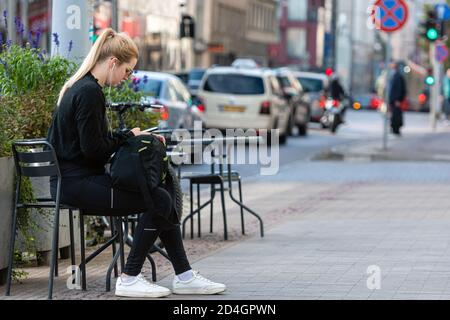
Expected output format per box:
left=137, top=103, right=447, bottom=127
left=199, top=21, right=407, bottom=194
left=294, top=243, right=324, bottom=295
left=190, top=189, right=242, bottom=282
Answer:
left=425, top=76, right=435, bottom=86
left=427, top=28, right=438, bottom=41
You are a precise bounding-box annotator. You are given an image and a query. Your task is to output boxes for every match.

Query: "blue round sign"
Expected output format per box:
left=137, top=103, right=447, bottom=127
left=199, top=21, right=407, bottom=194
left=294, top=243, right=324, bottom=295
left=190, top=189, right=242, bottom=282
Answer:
left=436, top=4, right=450, bottom=21
left=373, top=0, right=409, bottom=33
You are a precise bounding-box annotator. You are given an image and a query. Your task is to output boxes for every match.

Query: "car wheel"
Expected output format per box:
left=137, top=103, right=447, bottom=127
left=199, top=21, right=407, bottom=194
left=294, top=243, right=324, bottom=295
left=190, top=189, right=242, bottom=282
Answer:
left=287, top=113, right=295, bottom=136
left=279, top=133, right=287, bottom=145
left=298, top=123, right=307, bottom=136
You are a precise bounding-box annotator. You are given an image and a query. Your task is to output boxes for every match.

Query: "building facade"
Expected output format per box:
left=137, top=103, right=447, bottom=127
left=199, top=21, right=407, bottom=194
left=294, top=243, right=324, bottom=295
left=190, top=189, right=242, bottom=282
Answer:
left=1, top=0, right=278, bottom=71
left=269, top=0, right=326, bottom=69
left=194, top=0, right=278, bottom=67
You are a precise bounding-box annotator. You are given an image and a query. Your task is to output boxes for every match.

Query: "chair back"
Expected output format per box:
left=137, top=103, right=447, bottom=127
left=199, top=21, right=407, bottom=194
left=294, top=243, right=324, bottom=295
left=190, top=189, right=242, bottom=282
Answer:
left=12, top=139, right=61, bottom=178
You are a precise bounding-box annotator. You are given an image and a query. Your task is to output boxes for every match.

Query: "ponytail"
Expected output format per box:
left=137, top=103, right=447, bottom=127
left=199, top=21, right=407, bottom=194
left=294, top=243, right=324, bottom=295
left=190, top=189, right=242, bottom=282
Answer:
left=57, top=28, right=138, bottom=106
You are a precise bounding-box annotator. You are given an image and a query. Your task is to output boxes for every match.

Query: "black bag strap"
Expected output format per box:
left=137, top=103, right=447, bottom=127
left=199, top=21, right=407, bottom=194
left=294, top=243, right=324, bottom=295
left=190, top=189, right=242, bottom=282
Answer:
left=131, top=152, right=155, bottom=212
left=131, top=152, right=177, bottom=230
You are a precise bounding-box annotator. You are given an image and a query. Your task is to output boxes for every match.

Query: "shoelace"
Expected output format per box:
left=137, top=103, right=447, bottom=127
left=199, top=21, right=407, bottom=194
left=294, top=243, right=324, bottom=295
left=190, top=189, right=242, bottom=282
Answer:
left=136, top=274, right=161, bottom=288
left=193, top=271, right=215, bottom=284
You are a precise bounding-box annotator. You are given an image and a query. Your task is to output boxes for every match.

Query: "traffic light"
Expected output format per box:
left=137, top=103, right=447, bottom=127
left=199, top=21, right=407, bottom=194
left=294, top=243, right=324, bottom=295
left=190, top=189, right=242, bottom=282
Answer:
left=89, top=22, right=99, bottom=43
left=180, top=14, right=195, bottom=38
left=425, top=68, right=435, bottom=86
left=422, top=10, right=439, bottom=42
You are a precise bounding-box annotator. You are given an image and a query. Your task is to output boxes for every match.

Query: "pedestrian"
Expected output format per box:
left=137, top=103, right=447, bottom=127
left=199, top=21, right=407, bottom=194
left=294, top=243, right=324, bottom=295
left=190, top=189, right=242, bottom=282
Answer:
left=47, top=28, right=226, bottom=298
left=387, top=61, right=407, bottom=136
left=442, top=68, right=450, bottom=121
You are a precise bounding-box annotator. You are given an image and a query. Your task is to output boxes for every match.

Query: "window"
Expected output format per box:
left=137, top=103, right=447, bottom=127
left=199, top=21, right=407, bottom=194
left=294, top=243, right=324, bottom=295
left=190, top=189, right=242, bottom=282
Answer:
left=277, top=76, right=291, bottom=89
left=188, top=69, right=206, bottom=81
left=287, top=28, right=306, bottom=59
left=137, top=78, right=163, bottom=98
left=204, top=74, right=265, bottom=95
left=172, top=79, right=191, bottom=103
left=166, top=83, right=178, bottom=102
left=296, top=77, right=324, bottom=92
left=269, top=76, right=283, bottom=96
left=288, top=0, right=307, bottom=21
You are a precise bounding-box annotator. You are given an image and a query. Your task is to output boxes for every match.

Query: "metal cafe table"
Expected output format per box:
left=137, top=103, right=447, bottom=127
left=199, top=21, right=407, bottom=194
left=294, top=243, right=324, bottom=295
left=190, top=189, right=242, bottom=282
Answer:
left=173, top=135, right=264, bottom=240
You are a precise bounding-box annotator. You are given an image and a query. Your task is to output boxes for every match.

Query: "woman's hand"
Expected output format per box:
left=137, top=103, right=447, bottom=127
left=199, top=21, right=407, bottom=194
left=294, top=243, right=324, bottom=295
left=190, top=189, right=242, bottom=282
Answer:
left=152, top=134, right=166, bottom=145
left=130, top=128, right=166, bottom=144
left=130, top=127, right=149, bottom=136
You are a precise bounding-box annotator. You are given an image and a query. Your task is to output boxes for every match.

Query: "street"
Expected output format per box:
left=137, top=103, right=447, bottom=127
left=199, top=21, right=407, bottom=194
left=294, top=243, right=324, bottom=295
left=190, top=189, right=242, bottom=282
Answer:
left=180, top=109, right=441, bottom=179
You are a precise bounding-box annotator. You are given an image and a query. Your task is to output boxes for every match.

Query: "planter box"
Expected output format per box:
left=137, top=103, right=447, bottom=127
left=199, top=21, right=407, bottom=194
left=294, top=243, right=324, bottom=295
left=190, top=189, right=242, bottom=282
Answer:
left=0, top=157, right=15, bottom=283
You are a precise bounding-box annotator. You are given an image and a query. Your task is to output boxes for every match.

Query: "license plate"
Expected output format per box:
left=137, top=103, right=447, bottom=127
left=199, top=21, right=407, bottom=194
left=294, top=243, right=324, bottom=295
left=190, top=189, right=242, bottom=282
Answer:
left=221, top=105, right=246, bottom=113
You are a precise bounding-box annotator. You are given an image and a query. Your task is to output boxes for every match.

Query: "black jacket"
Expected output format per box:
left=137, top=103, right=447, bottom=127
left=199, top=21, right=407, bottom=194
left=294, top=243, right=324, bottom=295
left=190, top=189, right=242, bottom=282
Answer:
left=389, top=71, right=407, bottom=105
left=47, top=72, right=133, bottom=177
left=330, top=79, right=345, bottom=100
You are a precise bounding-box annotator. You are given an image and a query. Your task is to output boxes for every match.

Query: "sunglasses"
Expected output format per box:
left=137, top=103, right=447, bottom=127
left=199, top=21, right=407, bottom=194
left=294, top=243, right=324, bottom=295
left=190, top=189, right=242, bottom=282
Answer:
left=125, top=67, right=134, bottom=78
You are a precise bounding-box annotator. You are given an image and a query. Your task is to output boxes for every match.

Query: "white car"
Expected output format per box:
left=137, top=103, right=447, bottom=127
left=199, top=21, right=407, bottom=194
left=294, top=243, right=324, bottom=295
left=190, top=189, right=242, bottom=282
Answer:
left=197, top=67, right=290, bottom=144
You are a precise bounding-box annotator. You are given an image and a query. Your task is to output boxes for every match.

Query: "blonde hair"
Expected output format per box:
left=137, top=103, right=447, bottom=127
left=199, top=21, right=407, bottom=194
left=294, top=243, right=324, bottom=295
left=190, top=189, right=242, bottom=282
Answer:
left=57, top=28, right=139, bottom=106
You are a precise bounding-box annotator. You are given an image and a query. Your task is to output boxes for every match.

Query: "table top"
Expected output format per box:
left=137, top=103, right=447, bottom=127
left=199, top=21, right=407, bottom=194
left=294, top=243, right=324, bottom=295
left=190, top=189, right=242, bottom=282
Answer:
left=175, top=136, right=262, bottom=146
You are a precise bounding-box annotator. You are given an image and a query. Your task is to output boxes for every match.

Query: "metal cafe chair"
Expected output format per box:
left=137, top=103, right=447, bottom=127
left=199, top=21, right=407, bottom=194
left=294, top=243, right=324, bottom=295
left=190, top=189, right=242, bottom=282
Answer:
left=5, top=139, right=162, bottom=298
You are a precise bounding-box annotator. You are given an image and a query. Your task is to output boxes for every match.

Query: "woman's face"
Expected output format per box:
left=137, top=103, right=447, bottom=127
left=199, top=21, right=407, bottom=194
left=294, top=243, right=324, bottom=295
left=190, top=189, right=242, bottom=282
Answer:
left=108, top=56, right=137, bottom=86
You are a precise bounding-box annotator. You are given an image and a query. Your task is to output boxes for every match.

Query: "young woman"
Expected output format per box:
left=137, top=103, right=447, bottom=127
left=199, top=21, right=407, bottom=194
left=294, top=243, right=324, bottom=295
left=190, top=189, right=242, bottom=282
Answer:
left=47, top=28, right=226, bottom=298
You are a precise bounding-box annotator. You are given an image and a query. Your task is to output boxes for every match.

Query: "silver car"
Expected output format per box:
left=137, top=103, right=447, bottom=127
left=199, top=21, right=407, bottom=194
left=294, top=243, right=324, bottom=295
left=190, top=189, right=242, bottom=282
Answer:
left=291, top=71, right=329, bottom=123
left=133, top=70, right=204, bottom=130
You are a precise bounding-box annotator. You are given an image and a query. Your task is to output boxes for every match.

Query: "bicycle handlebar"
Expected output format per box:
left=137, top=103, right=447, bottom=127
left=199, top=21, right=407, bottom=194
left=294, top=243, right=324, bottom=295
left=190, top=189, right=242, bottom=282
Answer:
left=106, top=101, right=164, bottom=113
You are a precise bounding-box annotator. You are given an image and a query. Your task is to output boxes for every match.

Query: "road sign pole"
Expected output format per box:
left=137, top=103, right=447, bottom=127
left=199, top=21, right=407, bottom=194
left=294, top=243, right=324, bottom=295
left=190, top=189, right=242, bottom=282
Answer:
left=430, top=43, right=445, bottom=132
left=383, top=34, right=391, bottom=151
left=373, top=0, right=408, bottom=150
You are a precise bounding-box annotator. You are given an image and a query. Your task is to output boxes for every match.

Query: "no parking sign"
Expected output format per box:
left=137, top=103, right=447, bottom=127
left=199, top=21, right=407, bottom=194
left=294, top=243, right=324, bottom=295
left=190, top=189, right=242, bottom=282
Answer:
left=372, top=0, right=409, bottom=33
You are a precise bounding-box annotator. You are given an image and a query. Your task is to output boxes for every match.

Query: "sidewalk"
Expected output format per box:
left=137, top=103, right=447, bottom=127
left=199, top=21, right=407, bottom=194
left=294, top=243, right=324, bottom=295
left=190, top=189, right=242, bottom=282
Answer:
left=3, top=122, right=450, bottom=300
left=314, top=119, right=450, bottom=162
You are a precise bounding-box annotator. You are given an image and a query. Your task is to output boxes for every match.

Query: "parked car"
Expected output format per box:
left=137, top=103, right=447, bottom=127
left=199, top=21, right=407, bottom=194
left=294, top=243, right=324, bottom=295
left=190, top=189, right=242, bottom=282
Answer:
left=187, top=68, right=207, bottom=98
left=172, top=70, right=189, bottom=84
left=274, top=68, right=310, bottom=136
left=231, top=59, right=260, bottom=69
left=292, top=71, right=329, bottom=124
left=352, top=92, right=382, bottom=111
left=132, top=71, right=205, bottom=161
left=133, top=70, right=203, bottom=130
left=418, top=88, right=430, bottom=112
left=197, top=66, right=290, bottom=144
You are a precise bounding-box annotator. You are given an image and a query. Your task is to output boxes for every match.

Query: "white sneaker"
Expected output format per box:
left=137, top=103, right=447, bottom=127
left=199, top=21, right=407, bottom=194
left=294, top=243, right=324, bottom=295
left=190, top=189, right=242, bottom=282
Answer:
left=172, top=270, right=226, bottom=295
left=115, top=274, right=171, bottom=298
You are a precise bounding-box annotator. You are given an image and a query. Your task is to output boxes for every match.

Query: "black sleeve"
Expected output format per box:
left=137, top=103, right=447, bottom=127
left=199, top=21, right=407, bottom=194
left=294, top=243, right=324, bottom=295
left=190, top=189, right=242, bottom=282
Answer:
left=75, top=85, right=130, bottom=165
left=400, top=75, right=407, bottom=100
left=113, top=129, right=135, bottom=140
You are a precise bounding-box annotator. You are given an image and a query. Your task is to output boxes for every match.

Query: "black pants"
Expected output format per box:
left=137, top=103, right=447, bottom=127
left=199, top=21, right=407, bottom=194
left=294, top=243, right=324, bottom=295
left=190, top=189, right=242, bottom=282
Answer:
left=390, top=104, right=403, bottom=134
left=50, top=174, right=191, bottom=276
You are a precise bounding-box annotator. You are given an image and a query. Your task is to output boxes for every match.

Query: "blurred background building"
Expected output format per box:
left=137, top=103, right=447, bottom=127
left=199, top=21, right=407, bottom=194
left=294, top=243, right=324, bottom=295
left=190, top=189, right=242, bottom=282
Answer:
left=0, top=0, right=446, bottom=104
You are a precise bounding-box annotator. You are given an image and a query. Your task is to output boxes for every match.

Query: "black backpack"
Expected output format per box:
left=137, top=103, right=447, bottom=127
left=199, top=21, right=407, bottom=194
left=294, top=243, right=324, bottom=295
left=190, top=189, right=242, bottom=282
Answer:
left=110, top=134, right=168, bottom=193
left=110, top=135, right=181, bottom=228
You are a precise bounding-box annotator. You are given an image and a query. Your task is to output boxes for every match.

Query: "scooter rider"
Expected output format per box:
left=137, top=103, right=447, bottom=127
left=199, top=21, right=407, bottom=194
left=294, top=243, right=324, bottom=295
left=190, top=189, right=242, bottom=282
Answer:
left=329, top=74, right=345, bottom=102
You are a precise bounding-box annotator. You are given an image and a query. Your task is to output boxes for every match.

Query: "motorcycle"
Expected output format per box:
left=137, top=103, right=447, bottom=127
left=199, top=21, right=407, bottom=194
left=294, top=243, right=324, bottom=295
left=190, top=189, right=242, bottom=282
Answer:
left=320, top=97, right=345, bottom=133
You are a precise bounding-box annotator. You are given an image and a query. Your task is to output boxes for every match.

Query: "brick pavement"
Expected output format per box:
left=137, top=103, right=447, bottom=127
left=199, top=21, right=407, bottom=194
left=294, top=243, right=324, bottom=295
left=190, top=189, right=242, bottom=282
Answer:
left=3, top=121, right=450, bottom=299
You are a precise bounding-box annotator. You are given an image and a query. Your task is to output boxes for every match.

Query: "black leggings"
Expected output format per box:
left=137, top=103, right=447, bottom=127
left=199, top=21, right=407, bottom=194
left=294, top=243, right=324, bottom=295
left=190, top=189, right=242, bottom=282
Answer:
left=50, top=174, right=191, bottom=276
